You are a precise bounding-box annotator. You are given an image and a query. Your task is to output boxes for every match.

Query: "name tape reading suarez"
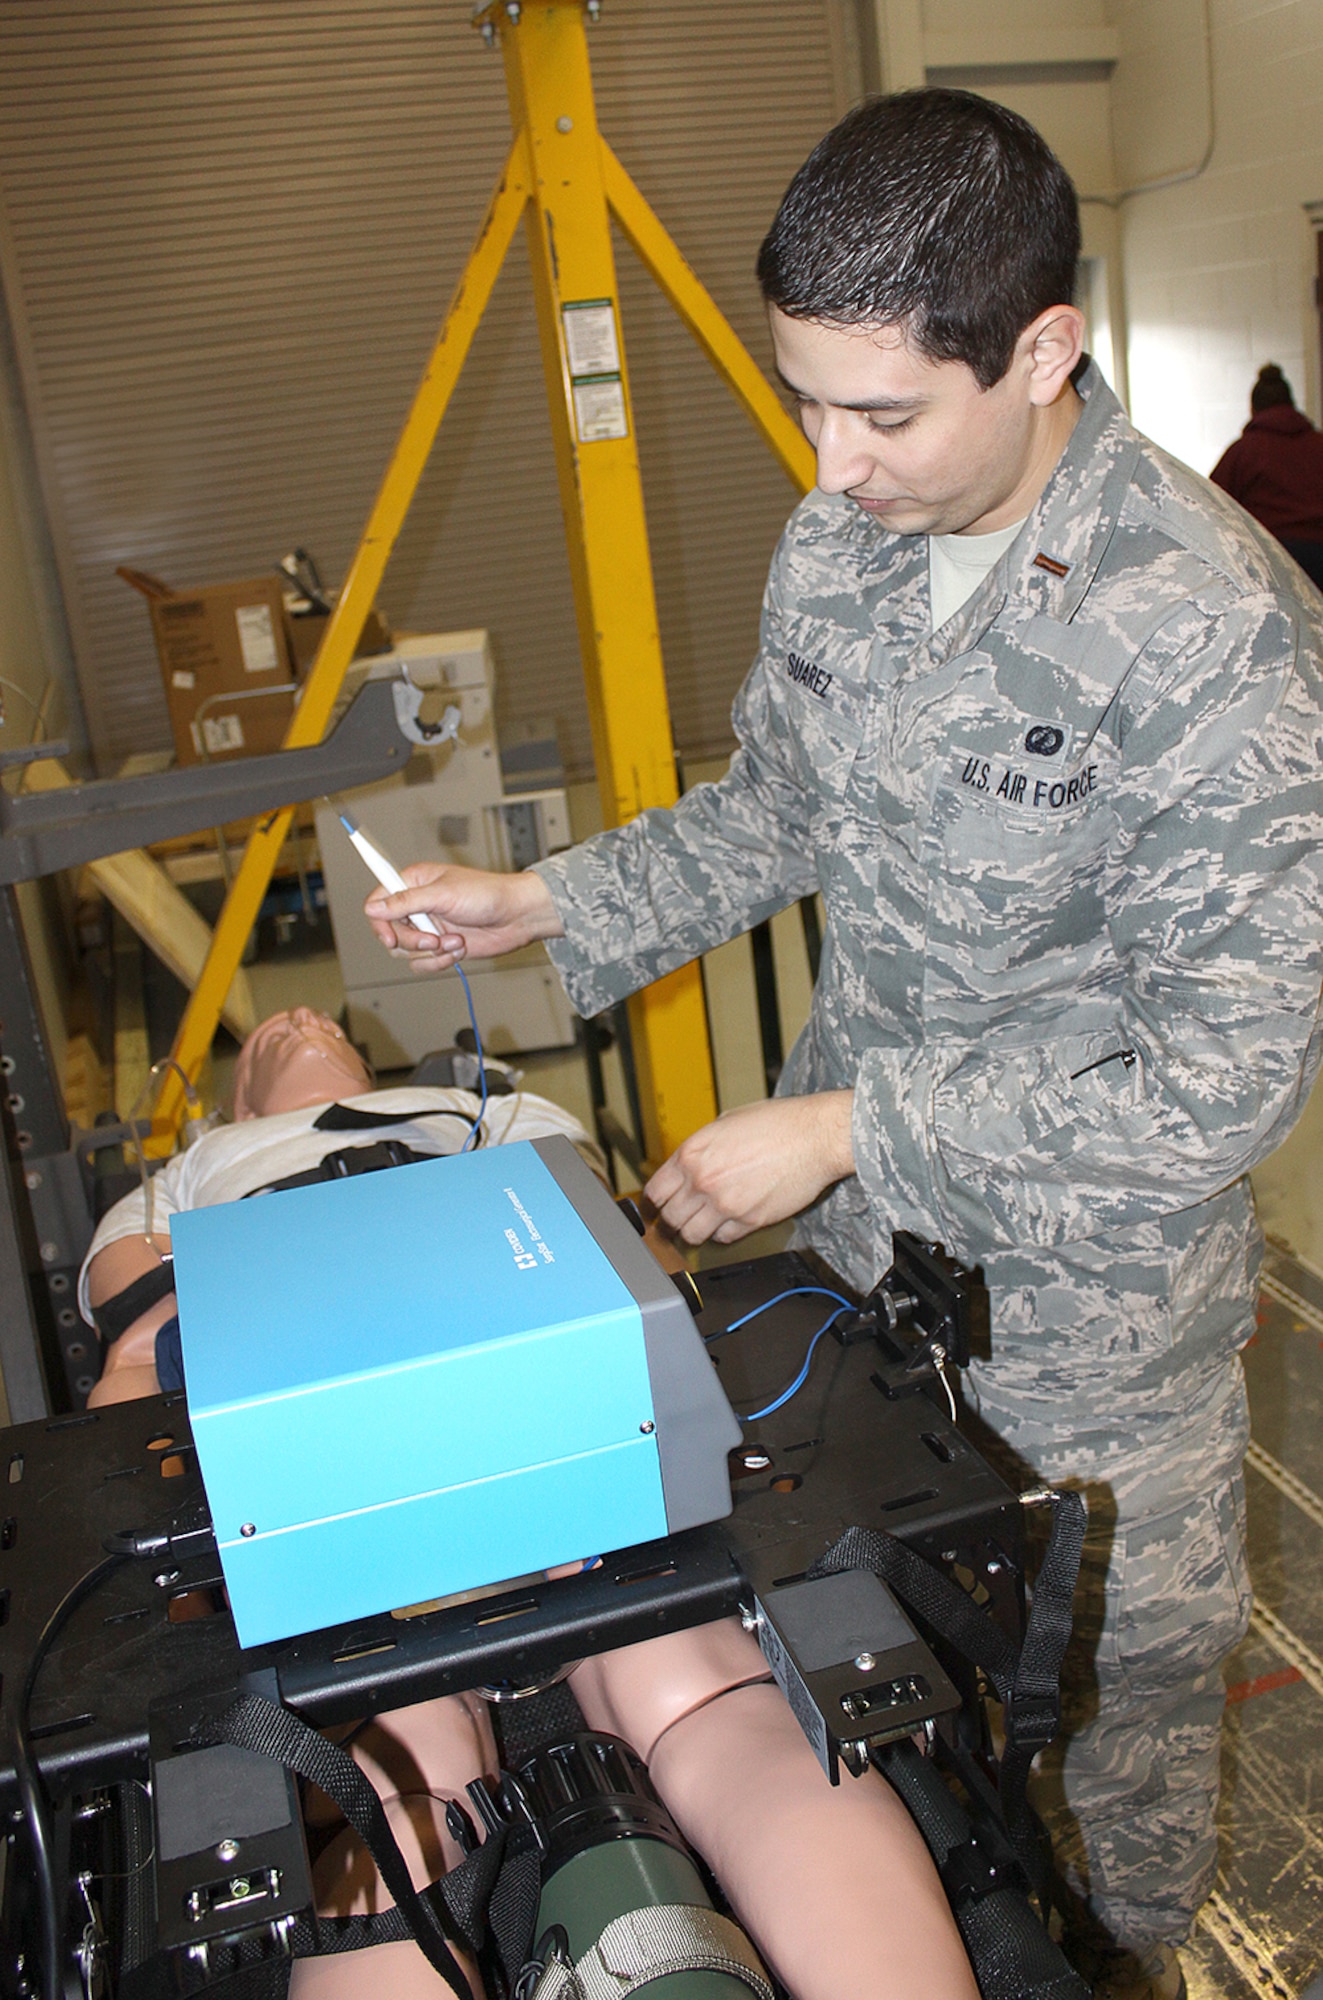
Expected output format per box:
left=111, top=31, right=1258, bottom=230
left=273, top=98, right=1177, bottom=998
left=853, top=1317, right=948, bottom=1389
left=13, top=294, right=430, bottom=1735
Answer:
left=786, top=651, right=834, bottom=700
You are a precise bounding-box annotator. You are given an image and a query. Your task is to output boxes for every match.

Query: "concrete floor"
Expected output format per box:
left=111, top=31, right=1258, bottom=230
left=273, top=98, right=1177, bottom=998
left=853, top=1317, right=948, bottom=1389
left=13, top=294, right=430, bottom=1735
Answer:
left=1179, top=1241, right=1323, bottom=2000
left=1251, top=1069, right=1323, bottom=1279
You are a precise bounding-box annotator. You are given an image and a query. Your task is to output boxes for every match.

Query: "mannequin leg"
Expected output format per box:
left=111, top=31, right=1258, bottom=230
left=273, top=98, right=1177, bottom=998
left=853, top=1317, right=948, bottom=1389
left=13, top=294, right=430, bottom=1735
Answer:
left=569, top=1616, right=772, bottom=1762
left=290, top=1693, right=496, bottom=2000
left=573, top=1624, right=978, bottom=2000
left=289, top=1938, right=480, bottom=2000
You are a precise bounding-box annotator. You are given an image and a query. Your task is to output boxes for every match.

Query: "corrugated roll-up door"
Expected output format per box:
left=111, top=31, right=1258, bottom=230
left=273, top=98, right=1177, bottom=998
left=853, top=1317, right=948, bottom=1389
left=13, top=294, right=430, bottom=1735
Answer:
left=0, top=2, right=853, bottom=778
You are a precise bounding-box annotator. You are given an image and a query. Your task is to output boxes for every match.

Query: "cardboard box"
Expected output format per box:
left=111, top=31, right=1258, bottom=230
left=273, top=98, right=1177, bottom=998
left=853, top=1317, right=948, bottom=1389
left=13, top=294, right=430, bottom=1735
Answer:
left=286, top=601, right=392, bottom=675
left=121, top=567, right=298, bottom=767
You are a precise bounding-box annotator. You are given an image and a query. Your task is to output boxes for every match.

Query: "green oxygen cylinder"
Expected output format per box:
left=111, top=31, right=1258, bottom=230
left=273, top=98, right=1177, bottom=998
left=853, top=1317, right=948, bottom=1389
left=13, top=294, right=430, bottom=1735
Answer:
left=513, top=1732, right=772, bottom=1999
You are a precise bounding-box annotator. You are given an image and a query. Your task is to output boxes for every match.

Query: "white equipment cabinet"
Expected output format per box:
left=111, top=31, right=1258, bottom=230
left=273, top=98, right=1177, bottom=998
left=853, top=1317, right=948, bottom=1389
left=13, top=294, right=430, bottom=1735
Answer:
left=316, top=632, right=577, bottom=1067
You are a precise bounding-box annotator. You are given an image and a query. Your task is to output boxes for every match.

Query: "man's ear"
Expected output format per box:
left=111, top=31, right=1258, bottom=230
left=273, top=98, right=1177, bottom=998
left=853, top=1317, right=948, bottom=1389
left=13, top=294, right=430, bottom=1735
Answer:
left=1022, top=305, right=1086, bottom=407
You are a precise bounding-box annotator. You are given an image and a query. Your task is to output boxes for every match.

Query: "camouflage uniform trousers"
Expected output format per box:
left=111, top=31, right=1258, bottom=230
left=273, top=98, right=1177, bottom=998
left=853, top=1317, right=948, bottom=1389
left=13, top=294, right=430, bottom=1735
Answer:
left=954, top=1210, right=1257, bottom=1955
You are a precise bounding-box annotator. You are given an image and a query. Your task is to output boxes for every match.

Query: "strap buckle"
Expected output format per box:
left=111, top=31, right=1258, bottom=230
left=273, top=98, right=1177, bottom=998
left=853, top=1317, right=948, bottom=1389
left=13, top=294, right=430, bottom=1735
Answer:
left=1005, top=1691, right=1061, bottom=1750
left=939, top=1826, right=1026, bottom=1910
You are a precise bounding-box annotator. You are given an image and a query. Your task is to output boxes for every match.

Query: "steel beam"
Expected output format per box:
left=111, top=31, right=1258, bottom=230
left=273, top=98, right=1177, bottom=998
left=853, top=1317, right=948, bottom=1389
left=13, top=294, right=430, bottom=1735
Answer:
left=0, top=678, right=410, bottom=885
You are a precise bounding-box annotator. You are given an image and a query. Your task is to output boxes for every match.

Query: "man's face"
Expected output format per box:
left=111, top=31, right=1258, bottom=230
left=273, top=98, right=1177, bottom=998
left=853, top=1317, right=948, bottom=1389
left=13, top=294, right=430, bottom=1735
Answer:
left=770, top=308, right=1057, bottom=538
left=233, top=1006, right=372, bottom=1120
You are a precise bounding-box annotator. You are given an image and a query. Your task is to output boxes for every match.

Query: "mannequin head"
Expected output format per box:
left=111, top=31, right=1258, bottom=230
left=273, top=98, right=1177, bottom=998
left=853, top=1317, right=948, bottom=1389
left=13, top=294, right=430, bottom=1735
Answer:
left=233, top=1007, right=373, bottom=1120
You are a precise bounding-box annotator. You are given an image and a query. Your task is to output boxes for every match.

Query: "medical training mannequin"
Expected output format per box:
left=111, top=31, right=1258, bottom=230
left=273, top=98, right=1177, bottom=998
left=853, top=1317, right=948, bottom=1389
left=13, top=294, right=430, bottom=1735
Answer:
left=80, top=1008, right=978, bottom=2000
left=82, top=1007, right=598, bottom=1404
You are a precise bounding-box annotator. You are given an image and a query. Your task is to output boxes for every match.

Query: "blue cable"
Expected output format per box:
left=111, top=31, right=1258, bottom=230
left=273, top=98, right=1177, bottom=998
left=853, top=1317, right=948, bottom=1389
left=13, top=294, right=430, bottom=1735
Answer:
left=740, top=1303, right=856, bottom=1422
left=452, top=960, right=488, bottom=1152
left=706, top=1284, right=857, bottom=1344
left=703, top=1284, right=859, bottom=1424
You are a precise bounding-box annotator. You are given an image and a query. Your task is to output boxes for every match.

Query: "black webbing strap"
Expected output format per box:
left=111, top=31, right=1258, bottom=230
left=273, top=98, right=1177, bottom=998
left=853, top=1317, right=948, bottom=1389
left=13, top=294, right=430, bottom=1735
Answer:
left=197, top=1692, right=473, bottom=1999
left=301, top=1829, right=509, bottom=1962
left=809, top=1489, right=1086, bottom=1900
left=485, top=1839, right=543, bottom=1987
left=92, top=1260, right=177, bottom=1344
left=810, top=1526, right=1020, bottom=1689
left=994, top=1489, right=1087, bottom=1892
left=244, top=1138, right=438, bottom=1198
left=312, top=1102, right=480, bottom=1134
left=314, top=1834, right=536, bottom=1989
left=116, top=1842, right=508, bottom=2000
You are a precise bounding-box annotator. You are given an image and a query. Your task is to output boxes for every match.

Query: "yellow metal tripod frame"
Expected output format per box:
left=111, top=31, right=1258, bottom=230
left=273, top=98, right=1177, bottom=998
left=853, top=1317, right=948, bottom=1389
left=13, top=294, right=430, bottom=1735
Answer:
left=152, top=0, right=814, bottom=1166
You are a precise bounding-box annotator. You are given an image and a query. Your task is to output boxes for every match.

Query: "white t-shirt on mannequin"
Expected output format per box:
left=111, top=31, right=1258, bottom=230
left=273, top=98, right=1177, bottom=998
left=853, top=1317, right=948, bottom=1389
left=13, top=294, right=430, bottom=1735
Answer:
left=78, top=1085, right=600, bottom=1322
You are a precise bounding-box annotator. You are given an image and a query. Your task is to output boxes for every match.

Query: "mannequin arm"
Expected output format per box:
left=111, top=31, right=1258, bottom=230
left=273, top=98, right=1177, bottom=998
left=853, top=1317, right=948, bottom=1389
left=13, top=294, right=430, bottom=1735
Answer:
left=85, top=1232, right=175, bottom=1406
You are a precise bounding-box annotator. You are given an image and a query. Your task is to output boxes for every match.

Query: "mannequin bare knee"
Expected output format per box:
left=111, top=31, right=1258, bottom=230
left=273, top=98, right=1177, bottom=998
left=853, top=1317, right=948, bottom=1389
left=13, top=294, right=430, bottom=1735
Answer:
left=290, top=1694, right=495, bottom=2000
left=577, top=1645, right=977, bottom=2000
left=651, top=1682, right=977, bottom=2000
left=569, top=1616, right=771, bottom=1763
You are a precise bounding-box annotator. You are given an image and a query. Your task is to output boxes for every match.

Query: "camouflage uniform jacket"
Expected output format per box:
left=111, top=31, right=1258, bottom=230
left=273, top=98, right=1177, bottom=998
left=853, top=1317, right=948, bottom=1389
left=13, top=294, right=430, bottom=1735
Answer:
left=536, top=364, right=1323, bottom=1477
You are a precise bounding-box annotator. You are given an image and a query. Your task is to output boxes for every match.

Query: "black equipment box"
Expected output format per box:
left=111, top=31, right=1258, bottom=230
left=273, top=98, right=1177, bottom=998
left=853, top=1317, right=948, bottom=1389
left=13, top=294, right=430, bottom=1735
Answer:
left=0, top=1247, right=1024, bottom=1807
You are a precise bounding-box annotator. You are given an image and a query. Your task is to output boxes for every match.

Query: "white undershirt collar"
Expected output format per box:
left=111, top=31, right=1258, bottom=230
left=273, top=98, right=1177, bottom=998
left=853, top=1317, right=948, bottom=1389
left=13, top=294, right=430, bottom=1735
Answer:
left=928, top=516, right=1027, bottom=633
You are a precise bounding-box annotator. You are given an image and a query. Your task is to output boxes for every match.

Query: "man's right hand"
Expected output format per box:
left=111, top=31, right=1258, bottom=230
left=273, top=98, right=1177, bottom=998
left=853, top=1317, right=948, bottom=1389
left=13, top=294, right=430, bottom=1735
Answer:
left=364, top=864, right=564, bottom=973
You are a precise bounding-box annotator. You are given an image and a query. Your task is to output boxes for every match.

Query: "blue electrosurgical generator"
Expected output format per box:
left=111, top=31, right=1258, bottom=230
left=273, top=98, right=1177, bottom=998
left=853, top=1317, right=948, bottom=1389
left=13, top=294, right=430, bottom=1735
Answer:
left=169, top=1136, right=742, bottom=1648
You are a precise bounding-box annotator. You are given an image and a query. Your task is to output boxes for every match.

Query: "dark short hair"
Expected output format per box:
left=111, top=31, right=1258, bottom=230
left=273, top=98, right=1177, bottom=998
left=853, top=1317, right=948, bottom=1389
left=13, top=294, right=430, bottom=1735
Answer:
left=757, top=89, right=1080, bottom=389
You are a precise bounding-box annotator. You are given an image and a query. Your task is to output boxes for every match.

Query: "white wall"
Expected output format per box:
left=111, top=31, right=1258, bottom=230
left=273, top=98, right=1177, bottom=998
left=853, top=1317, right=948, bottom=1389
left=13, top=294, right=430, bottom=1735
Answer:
left=1114, top=0, right=1323, bottom=473
left=878, top=1, right=1127, bottom=392
left=878, top=1, right=1323, bottom=476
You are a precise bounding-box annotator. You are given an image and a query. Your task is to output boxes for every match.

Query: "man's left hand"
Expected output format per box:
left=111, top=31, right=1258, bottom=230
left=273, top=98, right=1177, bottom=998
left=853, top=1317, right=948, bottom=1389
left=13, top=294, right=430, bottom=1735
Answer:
left=644, top=1092, right=856, bottom=1246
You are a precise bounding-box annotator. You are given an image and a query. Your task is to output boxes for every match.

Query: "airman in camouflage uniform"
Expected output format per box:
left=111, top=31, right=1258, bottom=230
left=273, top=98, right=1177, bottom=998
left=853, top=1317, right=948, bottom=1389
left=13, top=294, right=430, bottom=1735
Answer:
left=365, top=92, right=1323, bottom=1993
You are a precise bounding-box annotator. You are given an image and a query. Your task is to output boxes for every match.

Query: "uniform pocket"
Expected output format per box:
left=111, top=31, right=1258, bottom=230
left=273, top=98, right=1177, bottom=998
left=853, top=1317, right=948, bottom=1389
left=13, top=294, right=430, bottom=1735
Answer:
left=923, top=757, right=1118, bottom=1019
left=734, top=642, right=869, bottom=815
left=779, top=675, right=867, bottom=812
left=1098, top=1475, right=1252, bottom=1696
left=932, top=755, right=1113, bottom=901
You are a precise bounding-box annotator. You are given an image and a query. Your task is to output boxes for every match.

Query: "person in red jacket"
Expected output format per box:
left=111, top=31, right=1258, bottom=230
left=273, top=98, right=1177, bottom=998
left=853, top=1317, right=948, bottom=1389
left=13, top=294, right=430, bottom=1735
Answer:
left=1211, top=363, right=1323, bottom=589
